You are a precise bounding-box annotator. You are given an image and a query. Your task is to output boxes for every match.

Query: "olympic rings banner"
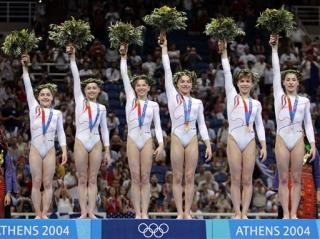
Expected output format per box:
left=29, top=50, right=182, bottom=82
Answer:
left=0, top=219, right=319, bottom=239
left=102, top=219, right=206, bottom=239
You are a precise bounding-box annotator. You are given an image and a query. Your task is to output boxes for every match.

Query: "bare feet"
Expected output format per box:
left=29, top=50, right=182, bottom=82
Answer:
left=232, top=213, right=242, bottom=219
left=283, top=213, right=290, bottom=219
left=135, top=214, right=142, bottom=219
left=88, top=213, right=97, bottom=219
left=177, top=214, right=184, bottom=219
left=141, top=214, right=149, bottom=219
left=184, top=214, right=192, bottom=219
left=35, top=216, right=41, bottom=219
left=79, top=213, right=88, bottom=219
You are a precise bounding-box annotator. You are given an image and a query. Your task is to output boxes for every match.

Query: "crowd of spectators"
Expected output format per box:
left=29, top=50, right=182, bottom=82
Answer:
left=0, top=0, right=319, bottom=218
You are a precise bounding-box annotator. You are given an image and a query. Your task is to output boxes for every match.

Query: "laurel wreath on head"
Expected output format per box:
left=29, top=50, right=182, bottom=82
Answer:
left=81, top=78, right=104, bottom=87
left=143, top=6, right=187, bottom=32
left=233, top=69, right=260, bottom=85
left=34, top=83, right=58, bottom=97
left=130, top=74, right=155, bottom=86
left=173, top=70, right=197, bottom=87
left=281, top=68, right=303, bottom=81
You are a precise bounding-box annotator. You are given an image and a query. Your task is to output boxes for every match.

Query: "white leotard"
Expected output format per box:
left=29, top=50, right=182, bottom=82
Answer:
left=70, top=60, right=110, bottom=152
left=162, top=54, right=209, bottom=147
left=221, top=57, right=265, bottom=151
left=272, top=50, right=315, bottom=150
left=22, top=71, right=66, bottom=159
left=120, top=59, right=163, bottom=150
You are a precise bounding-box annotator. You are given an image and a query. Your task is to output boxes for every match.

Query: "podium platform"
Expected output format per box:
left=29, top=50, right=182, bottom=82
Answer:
left=0, top=219, right=319, bottom=239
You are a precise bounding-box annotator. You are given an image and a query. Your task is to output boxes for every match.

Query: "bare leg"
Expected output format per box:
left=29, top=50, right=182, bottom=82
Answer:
left=290, top=137, right=304, bottom=219
left=184, top=136, right=198, bottom=219
left=127, top=137, right=141, bottom=219
left=140, top=138, right=154, bottom=219
left=29, top=145, right=43, bottom=219
left=275, top=136, right=291, bottom=219
left=241, top=139, right=256, bottom=219
left=42, top=148, right=56, bottom=218
left=170, top=134, right=185, bottom=219
left=87, top=141, right=102, bottom=218
left=227, top=136, right=242, bottom=219
left=74, top=139, right=89, bottom=218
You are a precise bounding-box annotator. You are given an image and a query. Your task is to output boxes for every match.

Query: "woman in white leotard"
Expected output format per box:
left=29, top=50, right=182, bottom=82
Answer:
left=270, top=34, right=315, bottom=219
left=67, top=46, right=111, bottom=218
left=21, top=54, right=67, bottom=219
left=119, top=44, right=163, bottom=219
left=219, top=40, right=266, bottom=219
left=160, top=35, right=212, bottom=219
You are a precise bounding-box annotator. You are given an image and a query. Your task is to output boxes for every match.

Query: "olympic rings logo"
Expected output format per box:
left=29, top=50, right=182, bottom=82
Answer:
left=138, top=223, right=169, bottom=238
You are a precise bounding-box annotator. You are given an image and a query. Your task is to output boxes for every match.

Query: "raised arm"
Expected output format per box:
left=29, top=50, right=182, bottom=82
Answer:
left=119, top=44, right=135, bottom=102
left=67, top=46, right=84, bottom=102
left=270, top=34, right=284, bottom=100
left=160, top=35, right=178, bottom=100
left=219, top=40, right=237, bottom=100
left=21, top=54, right=38, bottom=110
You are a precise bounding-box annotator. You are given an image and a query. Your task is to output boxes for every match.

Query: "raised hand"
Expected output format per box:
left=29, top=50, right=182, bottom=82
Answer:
left=119, top=43, right=128, bottom=58
left=158, top=31, right=167, bottom=48
left=21, top=54, right=30, bottom=67
left=269, top=33, right=278, bottom=48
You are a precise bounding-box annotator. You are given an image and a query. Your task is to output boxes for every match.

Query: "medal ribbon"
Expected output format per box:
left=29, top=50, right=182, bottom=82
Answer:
left=85, top=99, right=100, bottom=131
left=242, top=97, right=252, bottom=127
left=287, top=96, right=298, bottom=124
left=41, top=107, right=53, bottom=135
left=136, top=99, right=148, bottom=128
left=182, top=95, right=192, bottom=128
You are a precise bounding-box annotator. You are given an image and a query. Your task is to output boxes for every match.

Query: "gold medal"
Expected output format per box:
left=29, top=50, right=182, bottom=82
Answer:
left=184, top=124, right=190, bottom=132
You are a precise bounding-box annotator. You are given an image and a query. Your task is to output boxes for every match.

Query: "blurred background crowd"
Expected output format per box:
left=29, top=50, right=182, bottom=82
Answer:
left=0, top=0, right=319, bottom=218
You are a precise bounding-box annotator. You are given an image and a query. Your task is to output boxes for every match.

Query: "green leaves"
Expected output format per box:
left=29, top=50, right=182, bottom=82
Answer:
left=143, top=5, right=187, bottom=32
left=1, top=29, right=41, bottom=57
left=204, top=17, right=245, bottom=42
left=48, top=17, right=94, bottom=49
left=256, top=7, right=296, bottom=34
left=108, top=22, right=144, bottom=49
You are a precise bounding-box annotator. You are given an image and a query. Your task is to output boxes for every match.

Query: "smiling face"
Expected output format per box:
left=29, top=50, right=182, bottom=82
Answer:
left=236, top=74, right=253, bottom=96
left=134, top=79, right=150, bottom=99
left=283, top=73, right=299, bottom=94
left=177, top=74, right=192, bottom=95
left=84, top=82, right=100, bottom=101
left=37, top=88, right=53, bottom=108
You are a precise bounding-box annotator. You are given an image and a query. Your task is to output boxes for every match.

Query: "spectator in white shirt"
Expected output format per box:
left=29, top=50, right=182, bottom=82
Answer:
left=106, top=61, right=120, bottom=83
left=141, top=55, right=156, bottom=76
left=79, top=61, right=93, bottom=77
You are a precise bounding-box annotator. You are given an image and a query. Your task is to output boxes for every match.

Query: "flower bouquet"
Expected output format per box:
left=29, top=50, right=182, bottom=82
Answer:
left=1, top=29, right=41, bottom=57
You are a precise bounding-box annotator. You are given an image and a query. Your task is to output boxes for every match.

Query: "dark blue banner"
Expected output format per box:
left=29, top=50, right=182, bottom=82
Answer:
left=102, top=219, right=207, bottom=239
